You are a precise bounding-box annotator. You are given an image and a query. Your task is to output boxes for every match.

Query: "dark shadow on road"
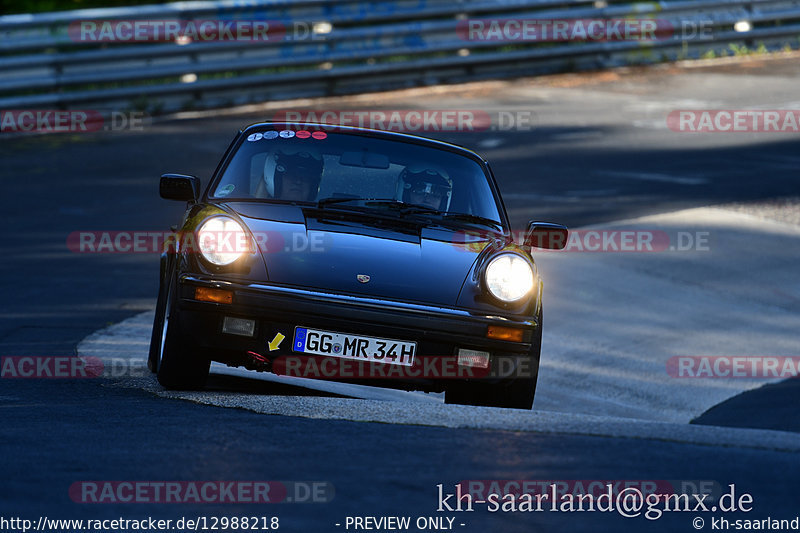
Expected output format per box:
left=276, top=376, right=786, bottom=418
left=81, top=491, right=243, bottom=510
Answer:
left=691, top=379, right=800, bottom=433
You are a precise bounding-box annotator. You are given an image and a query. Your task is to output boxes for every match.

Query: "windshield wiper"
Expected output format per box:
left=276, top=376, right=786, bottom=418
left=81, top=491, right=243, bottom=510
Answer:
left=438, top=212, right=503, bottom=230
left=315, top=198, right=499, bottom=228
left=364, top=203, right=504, bottom=230
left=316, top=197, right=364, bottom=208
left=392, top=204, right=441, bottom=215
left=317, top=198, right=438, bottom=214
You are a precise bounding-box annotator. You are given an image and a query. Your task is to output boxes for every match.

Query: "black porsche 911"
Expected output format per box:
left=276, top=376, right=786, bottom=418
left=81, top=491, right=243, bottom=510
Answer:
left=148, top=122, right=567, bottom=409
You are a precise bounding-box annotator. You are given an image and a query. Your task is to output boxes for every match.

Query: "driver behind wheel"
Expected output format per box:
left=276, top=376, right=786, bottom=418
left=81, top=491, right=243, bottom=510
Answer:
left=260, top=147, right=324, bottom=202
left=398, top=165, right=453, bottom=210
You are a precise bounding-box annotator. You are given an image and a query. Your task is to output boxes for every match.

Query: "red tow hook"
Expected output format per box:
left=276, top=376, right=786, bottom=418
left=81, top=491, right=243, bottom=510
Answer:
left=246, top=350, right=271, bottom=371
left=247, top=351, right=269, bottom=363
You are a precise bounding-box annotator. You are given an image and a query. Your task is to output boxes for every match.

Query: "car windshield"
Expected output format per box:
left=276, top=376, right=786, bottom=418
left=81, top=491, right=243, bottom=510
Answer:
left=209, top=128, right=503, bottom=225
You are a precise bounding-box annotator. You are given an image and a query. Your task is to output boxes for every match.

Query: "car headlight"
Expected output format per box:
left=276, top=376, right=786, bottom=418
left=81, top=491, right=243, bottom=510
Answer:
left=197, top=216, right=250, bottom=266
left=484, top=254, right=535, bottom=302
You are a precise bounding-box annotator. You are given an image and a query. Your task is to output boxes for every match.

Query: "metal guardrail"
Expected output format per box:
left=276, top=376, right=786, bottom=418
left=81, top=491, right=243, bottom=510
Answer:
left=1, top=0, right=799, bottom=113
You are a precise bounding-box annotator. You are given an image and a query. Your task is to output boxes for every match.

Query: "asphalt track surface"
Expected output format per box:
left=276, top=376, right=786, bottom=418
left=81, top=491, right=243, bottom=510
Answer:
left=2, top=54, right=800, bottom=532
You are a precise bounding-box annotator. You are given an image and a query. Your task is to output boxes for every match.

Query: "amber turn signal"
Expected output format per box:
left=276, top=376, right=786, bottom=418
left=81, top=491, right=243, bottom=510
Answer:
left=195, top=287, right=233, bottom=304
left=486, top=325, right=524, bottom=342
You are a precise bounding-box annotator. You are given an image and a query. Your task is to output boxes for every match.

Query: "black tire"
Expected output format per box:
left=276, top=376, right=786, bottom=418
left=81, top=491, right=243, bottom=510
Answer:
left=147, top=274, right=169, bottom=373
left=153, top=276, right=210, bottom=390
left=445, top=308, right=542, bottom=410
left=148, top=253, right=175, bottom=373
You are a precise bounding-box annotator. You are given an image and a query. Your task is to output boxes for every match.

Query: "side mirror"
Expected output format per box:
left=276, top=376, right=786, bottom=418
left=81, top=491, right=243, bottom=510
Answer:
left=160, top=174, right=200, bottom=202
left=525, top=221, right=569, bottom=250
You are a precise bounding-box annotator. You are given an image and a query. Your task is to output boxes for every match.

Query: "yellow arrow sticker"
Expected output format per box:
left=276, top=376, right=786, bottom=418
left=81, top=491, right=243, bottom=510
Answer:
left=268, top=332, right=285, bottom=351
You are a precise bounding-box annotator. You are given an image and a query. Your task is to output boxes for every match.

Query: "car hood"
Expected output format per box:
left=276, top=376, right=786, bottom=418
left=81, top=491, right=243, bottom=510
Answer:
left=228, top=203, right=495, bottom=306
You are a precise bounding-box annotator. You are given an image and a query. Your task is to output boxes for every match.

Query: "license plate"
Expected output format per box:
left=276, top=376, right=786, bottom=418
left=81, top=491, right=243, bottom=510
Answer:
left=292, top=327, right=416, bottom=366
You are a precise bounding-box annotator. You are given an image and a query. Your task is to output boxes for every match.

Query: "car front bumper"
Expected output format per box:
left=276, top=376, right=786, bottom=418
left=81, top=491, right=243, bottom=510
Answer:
left=176, top=275, right=541, bottom=391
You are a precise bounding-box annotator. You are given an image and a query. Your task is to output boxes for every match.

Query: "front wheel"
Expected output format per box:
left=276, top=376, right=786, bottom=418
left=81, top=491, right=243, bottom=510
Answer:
left=151, top=277, right=210, bottom=390
left=147, top=274, right=169, bottom=373
left=445, top=309, right=542, bottom=410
